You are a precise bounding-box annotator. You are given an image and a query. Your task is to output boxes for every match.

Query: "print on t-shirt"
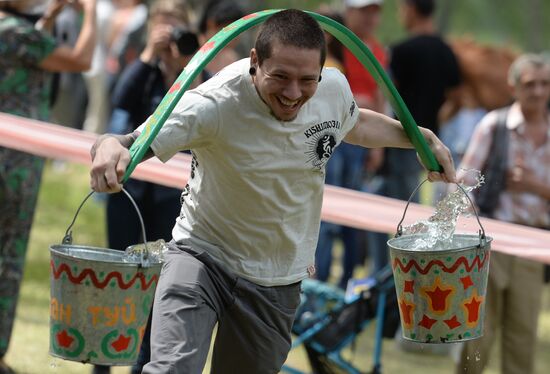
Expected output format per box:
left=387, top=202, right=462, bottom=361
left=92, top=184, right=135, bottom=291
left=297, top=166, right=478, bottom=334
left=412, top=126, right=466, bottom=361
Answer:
left=305, top=127, right=337, bottom=170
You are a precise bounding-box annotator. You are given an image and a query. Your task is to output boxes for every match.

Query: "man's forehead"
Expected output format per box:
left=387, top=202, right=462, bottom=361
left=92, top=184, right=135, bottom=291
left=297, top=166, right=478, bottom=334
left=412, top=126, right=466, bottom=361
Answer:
left=264, top=50, right=321, bottom=71
left=519, top=65, right=550, bottom=80
left=267, top=41, right=320, bottom=57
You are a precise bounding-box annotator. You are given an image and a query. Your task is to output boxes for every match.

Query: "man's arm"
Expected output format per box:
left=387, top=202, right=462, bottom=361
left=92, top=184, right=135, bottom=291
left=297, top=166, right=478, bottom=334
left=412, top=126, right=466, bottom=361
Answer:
left=39, top=0, right=97, bottom=72
left=89, top=132, right=153, bottom=193
left=344, top=108, right=456, bottom=183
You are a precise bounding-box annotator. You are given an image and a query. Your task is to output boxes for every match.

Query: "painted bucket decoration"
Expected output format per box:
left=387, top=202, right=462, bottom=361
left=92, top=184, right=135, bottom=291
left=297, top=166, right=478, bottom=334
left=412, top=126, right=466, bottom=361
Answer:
left=49, top=189, right=163, bottom=365
left=387, top=183, right=492, bottom=344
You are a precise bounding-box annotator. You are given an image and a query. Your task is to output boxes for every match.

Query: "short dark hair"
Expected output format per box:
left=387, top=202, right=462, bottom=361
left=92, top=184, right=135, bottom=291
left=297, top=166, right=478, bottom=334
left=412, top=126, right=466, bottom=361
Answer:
left=254, top=9, right=326, bottom=68
left=405, top=0, right=435, bottom=17
left=198, top=0, right=245, bottom=34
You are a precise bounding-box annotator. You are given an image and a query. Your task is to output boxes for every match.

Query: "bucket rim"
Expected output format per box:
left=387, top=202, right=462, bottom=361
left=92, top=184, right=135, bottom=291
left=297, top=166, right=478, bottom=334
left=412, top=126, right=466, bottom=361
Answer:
left=387, top=233, right=492, bottom=254
left=50, top=244, right=163, bottom=268
left=49, top=351, right=135, bottom=366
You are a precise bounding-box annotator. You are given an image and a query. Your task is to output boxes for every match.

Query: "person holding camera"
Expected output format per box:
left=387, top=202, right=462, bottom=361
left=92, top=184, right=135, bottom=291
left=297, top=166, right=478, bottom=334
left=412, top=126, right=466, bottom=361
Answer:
left=98, top=1, right=208, bottom=373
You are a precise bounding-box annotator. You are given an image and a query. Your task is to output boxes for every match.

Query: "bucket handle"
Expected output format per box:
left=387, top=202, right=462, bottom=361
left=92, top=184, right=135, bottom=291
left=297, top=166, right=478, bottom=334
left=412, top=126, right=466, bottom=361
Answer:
left=61, top=188, right=150, bottom=264
left=395, top=179, right=486, bottom=247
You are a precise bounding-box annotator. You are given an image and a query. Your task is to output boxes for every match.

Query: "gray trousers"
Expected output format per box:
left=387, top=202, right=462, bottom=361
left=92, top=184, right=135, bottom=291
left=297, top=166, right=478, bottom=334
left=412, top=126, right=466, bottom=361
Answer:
left=142, top=243, right=301, bottom=374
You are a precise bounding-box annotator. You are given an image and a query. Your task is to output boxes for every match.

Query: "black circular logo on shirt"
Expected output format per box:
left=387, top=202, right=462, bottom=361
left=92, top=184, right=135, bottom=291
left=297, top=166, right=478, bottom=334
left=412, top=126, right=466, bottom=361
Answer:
left=315, top=134, right=336, bottom=162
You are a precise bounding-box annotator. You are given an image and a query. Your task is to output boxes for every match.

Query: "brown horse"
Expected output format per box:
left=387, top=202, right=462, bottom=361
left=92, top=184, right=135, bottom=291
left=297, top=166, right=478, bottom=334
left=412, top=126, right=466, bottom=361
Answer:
left=440, top=38, right=518, bottom=123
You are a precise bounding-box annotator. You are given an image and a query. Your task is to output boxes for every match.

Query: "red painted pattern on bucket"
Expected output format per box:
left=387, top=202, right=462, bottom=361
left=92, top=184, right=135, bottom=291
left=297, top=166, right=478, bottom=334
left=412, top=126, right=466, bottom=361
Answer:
left=111, top=334, right=132, bottom=352
left=392, top=254, right=488, bottom=275
left=56, top=330, right=74, bottom=348
left=50, top=260, right=158, bottom=290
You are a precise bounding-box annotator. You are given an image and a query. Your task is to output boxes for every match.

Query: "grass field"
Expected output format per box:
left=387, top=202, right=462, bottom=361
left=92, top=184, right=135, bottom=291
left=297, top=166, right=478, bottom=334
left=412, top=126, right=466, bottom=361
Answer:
left=5, top=161, right=550, bottom=373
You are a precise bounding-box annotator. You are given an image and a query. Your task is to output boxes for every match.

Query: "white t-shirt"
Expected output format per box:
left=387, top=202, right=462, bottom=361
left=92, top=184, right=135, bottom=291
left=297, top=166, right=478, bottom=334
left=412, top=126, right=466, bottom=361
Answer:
left=148, top=58, right=359, bottom=286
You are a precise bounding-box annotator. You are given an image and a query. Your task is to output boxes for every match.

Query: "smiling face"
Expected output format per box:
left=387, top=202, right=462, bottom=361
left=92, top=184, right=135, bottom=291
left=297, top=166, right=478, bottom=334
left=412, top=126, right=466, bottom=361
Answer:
left=250, top=41, right=322, bottom=122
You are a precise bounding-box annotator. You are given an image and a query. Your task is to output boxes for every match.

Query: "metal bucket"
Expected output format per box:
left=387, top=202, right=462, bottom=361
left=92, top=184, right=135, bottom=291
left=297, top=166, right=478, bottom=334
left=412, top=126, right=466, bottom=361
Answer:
left=387, top=182, right=492, bottom=344
left=49, top=189, right=163, bottom=365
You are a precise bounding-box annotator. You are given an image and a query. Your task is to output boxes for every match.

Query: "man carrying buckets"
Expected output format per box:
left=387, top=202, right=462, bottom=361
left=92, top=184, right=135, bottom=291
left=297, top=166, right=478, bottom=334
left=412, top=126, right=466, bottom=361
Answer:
left=455, top=54, right=550, bottom=374
left=89, top=9, right=456, bottom=373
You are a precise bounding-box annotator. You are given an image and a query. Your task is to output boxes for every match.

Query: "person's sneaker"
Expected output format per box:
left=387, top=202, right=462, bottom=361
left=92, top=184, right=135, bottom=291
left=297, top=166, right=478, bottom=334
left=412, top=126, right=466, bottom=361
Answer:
left=91, top=365, right=110, bottom=374
left=0, top=362, right=15, bottom=374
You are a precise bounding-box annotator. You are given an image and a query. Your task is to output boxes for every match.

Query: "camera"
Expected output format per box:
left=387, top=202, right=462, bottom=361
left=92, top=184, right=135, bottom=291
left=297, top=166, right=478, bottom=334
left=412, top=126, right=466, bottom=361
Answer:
left=171, top=27, right=200, bottom=56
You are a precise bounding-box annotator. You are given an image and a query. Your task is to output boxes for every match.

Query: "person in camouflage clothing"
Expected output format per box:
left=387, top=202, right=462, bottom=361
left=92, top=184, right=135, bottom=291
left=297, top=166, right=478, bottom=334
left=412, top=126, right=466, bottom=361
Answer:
left=0, top=1, right=97, bottom=372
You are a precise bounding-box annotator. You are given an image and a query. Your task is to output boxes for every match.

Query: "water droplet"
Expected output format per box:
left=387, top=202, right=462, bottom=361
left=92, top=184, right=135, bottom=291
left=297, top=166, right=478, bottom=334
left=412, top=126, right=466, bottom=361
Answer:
left=475, top=351, right=481, bottom=362
left=49, top=358, right=60, bottom=370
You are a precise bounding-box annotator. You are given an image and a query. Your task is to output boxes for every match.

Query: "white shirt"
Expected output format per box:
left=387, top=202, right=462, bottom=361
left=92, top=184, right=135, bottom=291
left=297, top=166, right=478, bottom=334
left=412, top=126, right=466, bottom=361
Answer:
left=148, top=58, right=359, bottom=286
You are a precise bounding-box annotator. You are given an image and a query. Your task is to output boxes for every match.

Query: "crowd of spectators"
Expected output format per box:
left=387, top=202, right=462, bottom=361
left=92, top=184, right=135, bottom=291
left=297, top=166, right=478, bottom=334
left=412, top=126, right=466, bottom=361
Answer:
left=0, top=1, right=548, bottom=374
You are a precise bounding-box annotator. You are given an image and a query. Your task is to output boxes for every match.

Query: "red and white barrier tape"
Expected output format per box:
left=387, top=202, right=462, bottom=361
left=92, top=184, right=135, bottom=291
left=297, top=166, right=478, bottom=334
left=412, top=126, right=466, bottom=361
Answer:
left=1, top=112, right=549, bottom=264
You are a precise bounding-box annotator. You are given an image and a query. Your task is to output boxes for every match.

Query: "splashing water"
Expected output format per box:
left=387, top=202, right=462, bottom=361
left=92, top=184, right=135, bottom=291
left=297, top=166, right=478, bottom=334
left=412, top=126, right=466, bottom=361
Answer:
left=123, top=239, right=167, bottom=265
left=402, top=170, right=484, bottom=250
